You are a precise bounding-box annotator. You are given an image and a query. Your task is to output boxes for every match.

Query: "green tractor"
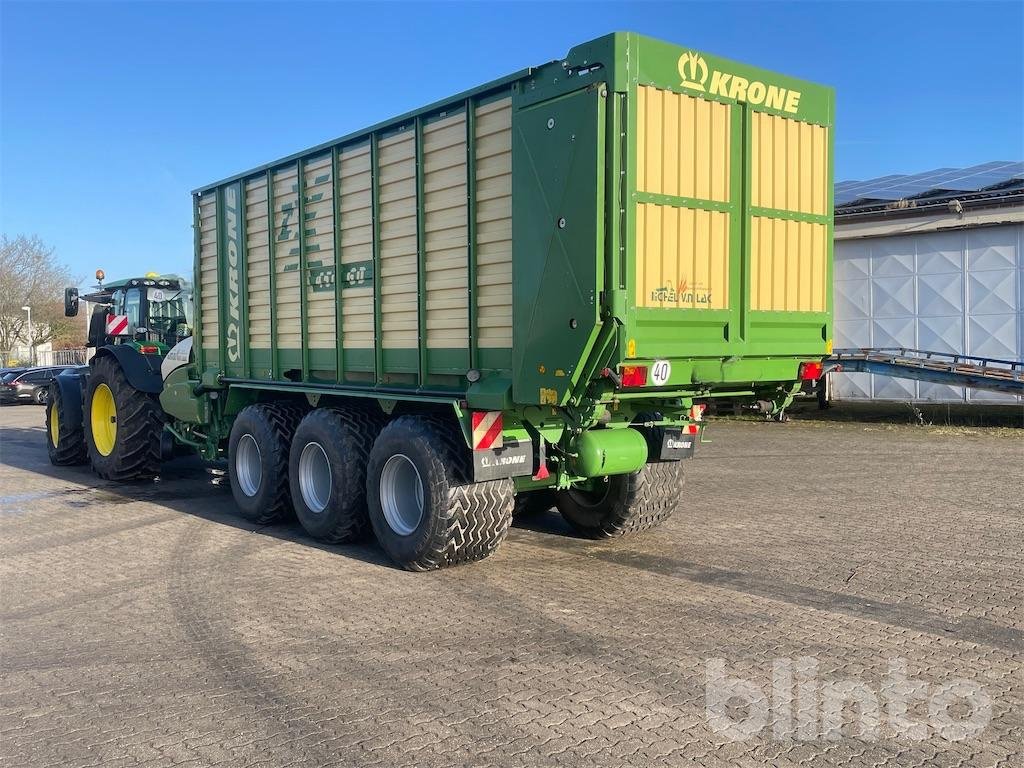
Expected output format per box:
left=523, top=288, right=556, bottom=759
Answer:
left=46, top=270, right=193, bottom=479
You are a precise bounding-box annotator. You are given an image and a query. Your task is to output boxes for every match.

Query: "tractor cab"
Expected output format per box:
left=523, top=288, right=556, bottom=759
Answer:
left=65, top=270, right=193, bottom=354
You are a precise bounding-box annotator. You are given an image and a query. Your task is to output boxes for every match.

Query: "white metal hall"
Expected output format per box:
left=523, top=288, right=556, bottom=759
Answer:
left=831, top=161, right=1023, bottom=403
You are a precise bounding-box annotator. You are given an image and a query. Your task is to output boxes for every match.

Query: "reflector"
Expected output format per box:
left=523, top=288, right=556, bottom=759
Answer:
left=798, top=361, right=824, bottom=380
left=621, top=365, right=648, bottom=388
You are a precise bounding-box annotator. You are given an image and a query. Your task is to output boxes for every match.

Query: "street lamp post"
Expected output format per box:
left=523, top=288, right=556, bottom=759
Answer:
left=21, top=306, right=32, bottom=366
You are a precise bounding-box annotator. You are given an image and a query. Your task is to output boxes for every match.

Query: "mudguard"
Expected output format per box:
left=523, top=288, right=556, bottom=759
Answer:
left=50, top=370, right=87, bottom=433
left=93, top=345, right=164, bottom=394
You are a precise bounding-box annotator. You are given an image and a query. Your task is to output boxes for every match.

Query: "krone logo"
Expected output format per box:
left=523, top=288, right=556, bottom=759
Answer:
left=677, top=51, right=708, bottom=92
left=676, top=51, right=803, bottom=115
left=224, top=185, right=241, bottom=364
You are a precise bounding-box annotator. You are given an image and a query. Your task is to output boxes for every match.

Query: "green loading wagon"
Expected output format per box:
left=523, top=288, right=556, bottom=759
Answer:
left=49, top=32, right=834, bottom=570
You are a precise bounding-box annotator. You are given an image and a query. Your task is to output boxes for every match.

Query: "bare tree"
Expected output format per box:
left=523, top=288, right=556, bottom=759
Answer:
left=0, top=235, right=78, bottom=354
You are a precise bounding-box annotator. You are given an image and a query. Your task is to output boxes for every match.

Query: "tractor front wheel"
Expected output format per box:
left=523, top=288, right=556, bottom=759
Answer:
left=84, top=355, right=163, bottom=481
left=46, top=382, right=87, bottom=466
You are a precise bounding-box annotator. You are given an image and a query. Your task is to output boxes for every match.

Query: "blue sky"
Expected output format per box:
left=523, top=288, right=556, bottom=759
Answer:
left=2, top=0, right=1022, bottom=283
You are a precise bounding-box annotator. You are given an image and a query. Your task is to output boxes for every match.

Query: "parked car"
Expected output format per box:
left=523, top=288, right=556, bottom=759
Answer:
left=0, top=367, right=80, bottom=405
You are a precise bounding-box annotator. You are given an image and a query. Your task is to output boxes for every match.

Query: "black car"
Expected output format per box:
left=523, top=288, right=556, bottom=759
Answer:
left=0, top=367, right=78, bottom=405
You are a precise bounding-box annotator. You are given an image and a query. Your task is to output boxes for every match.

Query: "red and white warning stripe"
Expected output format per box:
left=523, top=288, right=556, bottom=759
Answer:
left=106, top=314, right=130, bottom=336
left=471, top=411, right=503, bottom=451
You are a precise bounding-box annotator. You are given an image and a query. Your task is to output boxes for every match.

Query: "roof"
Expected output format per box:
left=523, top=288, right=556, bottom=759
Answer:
left=835, top=161, right=1024, bottom=214
left=94, top=274, right=186, bottom=292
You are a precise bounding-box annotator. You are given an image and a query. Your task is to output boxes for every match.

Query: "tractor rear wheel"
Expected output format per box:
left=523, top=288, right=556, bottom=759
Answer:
left=289, top=406, right=385, bottom=543
left=228, top=402, right=306, bottom=525
left=555, top=461, right=685, bottom=539
left=84, top=355, right=163, bottom=481
left=46, top=382, right=87, bottom=466
left=366, top=416, right=514, bottom=571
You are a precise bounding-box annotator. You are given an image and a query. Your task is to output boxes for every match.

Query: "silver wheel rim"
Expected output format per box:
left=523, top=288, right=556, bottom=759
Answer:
left=379, top=454, right=424, bottom=536
left=298, top=441, right=332, bottom=514
left=235, top=434, right=262, bottom=497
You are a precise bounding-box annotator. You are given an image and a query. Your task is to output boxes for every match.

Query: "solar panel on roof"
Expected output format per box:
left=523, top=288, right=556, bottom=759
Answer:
left=835, top=161, right=1024, bottom=207
left=834, top=175, right=908, bottom=204
left=870, top=168, right=958, bottom=200
left=939, top=161, right=1024, bottom=191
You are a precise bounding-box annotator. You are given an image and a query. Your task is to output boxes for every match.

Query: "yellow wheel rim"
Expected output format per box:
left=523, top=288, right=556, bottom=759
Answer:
left=91, top=383, right=117, bottom=457
left=49, top=403, right=60, bottom=447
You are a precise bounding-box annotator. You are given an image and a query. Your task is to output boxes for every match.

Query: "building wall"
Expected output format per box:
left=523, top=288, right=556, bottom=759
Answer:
left=832, top=221, right=1022, bottom=403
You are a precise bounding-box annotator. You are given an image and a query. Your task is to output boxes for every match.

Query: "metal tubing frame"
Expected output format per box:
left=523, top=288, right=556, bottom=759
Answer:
left=831, top=358, right=1024, bottom=395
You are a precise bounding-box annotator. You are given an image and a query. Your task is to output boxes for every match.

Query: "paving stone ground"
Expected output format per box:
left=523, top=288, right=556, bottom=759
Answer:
left=1, top=403, right=1021, bottom=767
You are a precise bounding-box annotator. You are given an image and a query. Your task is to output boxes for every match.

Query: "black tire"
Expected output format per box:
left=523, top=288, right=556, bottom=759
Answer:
left=633, top=411, right=664, bottom=459
left=513, top=489, right=555, bottom=517
left=34, top=388, right=48, bottom=405
left=555, top=461, right=685, bottom=539
left=46, top=383, right=87, bottom=466
left=366, top=416, right=514, bottom=571
left=228, top=402, right=306, bottom=525
left=289, top=406, right=385, bottom=543
left=84, top=355, right=163, bottom=481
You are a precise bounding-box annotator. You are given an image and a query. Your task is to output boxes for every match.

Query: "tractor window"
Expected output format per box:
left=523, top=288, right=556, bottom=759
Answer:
left=147, top=287, right=193, bottom=343
left=124, top=288, right=142, bottom=333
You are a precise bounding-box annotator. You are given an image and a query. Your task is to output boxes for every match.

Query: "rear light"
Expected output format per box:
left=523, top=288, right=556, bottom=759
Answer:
left=620, top=365, right=648, bottom=388
left=689, top=403, right=706, bottom=421
left=138, top=345, right=159, bottom=355
left=798, top=361, right=824, bottom=380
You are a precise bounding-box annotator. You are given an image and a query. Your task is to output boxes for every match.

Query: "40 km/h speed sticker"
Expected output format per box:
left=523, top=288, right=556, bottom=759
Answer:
left=651, top=359, right=672, bottom=386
